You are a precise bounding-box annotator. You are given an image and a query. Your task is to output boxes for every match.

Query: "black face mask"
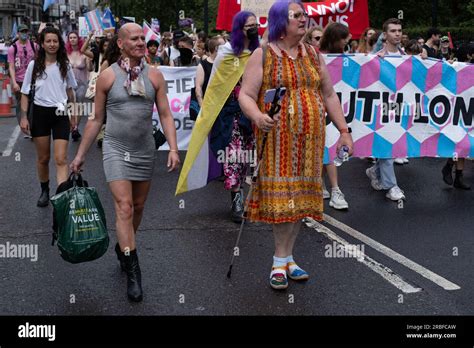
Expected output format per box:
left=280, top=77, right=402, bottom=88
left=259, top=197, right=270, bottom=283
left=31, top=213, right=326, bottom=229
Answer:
left=246, top=27, right=259, bottom=41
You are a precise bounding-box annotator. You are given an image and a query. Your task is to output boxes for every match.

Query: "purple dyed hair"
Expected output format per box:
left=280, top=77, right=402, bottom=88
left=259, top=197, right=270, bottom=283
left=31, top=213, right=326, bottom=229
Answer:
left=268, top=0, right=305, bottom=43
left=230, top=11, right=260, bottom=57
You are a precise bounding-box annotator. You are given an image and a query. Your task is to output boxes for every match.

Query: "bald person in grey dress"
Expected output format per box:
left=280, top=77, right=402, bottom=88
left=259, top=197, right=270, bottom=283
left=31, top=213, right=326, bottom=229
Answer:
left=71, top=23, right=180, bottom=302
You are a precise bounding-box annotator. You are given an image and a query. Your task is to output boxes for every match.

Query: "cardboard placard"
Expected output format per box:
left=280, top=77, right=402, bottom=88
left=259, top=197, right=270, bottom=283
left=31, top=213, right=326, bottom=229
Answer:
left=241, top=0, right=274, bottom=18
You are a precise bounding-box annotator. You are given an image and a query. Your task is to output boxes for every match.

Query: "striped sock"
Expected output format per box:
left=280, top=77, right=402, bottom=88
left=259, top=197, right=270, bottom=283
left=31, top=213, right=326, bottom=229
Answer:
left=287, top=255, right=298, bottom=270
left=273, top=256, right=288, bottom=269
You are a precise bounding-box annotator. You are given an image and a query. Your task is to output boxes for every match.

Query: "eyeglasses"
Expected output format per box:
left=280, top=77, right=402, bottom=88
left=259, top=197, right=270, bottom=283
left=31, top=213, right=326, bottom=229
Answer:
left=244, top=24, right=258, bottom=29
left=290, top=11, right=308, bottom=20
left=312, top=36, right=321, bottom=41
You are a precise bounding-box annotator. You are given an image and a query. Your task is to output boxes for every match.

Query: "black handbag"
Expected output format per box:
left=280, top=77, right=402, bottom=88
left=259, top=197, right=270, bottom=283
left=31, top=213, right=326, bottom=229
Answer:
left=27, top=63, right=37, bottom=129
left=152, top=120, right=167, bottom=149
left=189, top=87, right=200, bottom=121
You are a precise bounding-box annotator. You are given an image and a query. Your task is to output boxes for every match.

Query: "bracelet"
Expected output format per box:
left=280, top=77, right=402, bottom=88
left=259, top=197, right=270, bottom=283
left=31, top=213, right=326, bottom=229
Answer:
left=339, top=127, right=352, bottom=134
left=169, top=149, right=179, bottom=152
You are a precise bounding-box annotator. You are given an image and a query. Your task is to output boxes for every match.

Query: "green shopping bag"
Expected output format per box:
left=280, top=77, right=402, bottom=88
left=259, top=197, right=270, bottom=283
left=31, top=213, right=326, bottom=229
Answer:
left=51, top=173, right=109, bottom=264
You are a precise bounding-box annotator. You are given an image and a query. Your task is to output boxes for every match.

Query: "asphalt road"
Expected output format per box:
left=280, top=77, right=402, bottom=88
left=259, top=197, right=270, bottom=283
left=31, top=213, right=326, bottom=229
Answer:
left=0, top=117, right=473, bottom=316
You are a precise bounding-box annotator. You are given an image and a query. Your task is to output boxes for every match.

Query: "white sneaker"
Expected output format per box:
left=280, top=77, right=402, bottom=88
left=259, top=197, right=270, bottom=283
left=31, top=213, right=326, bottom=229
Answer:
left=329, top=188, right=349, bottom=210
left=366, top=167, right=384, bottom=191
left=323, top=186, right=331, bottom=199
left=323, top=189, right=330, bottom=199
left=403, top=158, right=409, bottom=164
left=394, top=158, right=405, bottom=165
left=386, top=186, right=406, bottom=201
left=322, top=182, right=330, bottom=199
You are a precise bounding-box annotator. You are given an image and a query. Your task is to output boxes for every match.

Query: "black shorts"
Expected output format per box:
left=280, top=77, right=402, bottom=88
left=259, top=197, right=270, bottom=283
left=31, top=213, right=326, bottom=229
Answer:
left=31, top=104, right=70, bottom=140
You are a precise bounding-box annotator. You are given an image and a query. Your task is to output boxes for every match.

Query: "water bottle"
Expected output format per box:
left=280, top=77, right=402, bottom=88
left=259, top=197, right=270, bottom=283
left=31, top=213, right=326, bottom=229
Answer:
left=334, top=145, right=350, bottom=167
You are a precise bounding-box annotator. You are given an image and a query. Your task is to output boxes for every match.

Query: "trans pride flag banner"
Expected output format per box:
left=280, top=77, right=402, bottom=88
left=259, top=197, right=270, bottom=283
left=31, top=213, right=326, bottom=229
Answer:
left=174, top=53, right=474, bottom=195
left=324, top=54, right=473, bottom=163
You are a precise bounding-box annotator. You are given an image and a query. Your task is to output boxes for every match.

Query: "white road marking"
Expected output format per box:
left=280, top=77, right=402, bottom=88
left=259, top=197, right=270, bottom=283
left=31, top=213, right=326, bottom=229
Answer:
left=322, top=214, right=461, bottom=291
left=304, top=218, right=422, bottom=294
left=2, top=126, right=21, bottom=157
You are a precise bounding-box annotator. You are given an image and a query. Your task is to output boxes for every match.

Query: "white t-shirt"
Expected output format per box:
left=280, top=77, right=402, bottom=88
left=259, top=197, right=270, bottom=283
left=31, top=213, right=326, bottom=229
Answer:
left=169, top=46, right=180, bottom=62
left=21, top=60, right=77, bottom=108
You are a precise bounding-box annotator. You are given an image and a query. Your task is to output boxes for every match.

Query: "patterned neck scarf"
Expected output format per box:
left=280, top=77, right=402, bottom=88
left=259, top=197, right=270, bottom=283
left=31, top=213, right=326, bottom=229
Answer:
left=118, top=56, right=146, bottom=97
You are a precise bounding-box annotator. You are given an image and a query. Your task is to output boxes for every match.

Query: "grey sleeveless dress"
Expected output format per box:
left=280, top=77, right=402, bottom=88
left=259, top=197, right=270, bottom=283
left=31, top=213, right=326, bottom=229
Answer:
left=103, top=63, right=156, bottom=182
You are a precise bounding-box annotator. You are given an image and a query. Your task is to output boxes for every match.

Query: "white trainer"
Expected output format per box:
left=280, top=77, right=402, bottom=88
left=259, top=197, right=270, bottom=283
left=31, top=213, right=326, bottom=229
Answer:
left=403, top=157, right=409, bottom=164
left=386, top=186, right=406, bottom=201
left=394, top=158, right=405, bottom=165
left=366, top=166, right=378, bottom=181
left=366, top=167, right=384, bottom=191
left=322, top=182, right=330, bottom=199
left=329, top=188, right=349, bottom=210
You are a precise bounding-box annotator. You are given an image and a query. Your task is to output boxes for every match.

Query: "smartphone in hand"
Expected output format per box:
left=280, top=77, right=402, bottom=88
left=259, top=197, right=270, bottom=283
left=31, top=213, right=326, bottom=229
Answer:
left=264, top=87, right=287, bottom=104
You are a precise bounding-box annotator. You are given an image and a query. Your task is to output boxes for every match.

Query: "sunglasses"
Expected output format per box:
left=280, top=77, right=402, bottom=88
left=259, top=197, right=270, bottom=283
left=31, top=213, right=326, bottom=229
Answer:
left=312, top=36, right=321, bottom=41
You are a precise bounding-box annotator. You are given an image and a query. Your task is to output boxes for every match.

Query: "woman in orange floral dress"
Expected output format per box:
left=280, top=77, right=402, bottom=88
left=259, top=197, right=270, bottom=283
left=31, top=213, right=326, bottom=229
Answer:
left=239, top=0, right=353, bottom=290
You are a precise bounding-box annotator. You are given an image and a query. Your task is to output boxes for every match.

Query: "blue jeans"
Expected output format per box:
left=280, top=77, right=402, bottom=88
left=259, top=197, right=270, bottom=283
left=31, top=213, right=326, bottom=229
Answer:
left=373, top=159, right=398, bottom=190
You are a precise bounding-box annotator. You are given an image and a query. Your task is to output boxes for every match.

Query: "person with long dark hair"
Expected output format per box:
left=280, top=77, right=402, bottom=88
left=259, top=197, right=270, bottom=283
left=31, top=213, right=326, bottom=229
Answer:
left=19, top=27, right=78, bottom=207
left=358, top=27, right=376, bottom=53
left=81, top=34, right=110, bottom=73
left=239, top=0, right=353, bottom=290
left=100, top=35, right=121, bottom=71
left=318, top=22, right=351, bottom=210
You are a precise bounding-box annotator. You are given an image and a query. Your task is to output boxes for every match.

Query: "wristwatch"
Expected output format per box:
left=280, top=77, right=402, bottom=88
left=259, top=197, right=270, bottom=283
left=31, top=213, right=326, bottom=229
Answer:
left=339, top=127, right=352, bottom=134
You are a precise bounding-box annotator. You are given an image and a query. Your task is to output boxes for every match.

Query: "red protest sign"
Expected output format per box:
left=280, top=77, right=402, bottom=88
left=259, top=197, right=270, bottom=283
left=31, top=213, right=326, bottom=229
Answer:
left=216, top=0, right=369, bottom=39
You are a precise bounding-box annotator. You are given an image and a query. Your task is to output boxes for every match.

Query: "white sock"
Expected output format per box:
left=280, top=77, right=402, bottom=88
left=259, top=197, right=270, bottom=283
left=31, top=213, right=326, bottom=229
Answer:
left=273, top=256, right=287, bottom=269
left=331, top=186, right=340, bottom=192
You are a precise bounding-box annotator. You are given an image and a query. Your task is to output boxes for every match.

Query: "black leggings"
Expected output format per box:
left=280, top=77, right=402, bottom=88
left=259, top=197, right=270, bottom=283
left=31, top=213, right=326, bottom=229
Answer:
left=31, top=104, right=70, bottom=140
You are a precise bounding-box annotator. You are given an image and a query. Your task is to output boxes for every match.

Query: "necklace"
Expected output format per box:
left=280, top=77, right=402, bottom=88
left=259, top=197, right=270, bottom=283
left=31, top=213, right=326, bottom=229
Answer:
left=275, top=42, right=299, bottom=59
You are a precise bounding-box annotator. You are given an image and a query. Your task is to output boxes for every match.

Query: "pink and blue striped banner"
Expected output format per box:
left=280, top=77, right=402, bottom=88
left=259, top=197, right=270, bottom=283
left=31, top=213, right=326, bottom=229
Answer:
left=324, top=54, right=474, bottom=163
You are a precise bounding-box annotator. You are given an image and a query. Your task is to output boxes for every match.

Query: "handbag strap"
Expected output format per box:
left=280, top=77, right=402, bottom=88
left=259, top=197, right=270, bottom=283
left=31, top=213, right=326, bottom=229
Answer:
left=29, top=62, right=37, bottom=99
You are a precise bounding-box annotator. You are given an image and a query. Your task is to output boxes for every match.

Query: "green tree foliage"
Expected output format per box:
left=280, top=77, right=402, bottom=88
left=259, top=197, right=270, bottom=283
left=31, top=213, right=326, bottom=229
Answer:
left=101, top=0, right=220, bottom=34
left=100, top=0, right=472, bottom=38
left=367, top=0, right=474, bottom=28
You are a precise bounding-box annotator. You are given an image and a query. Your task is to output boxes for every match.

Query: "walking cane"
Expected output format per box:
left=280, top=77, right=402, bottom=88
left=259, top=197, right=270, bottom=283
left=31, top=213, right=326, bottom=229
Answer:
left=227, top=87, right=286, bottom=278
